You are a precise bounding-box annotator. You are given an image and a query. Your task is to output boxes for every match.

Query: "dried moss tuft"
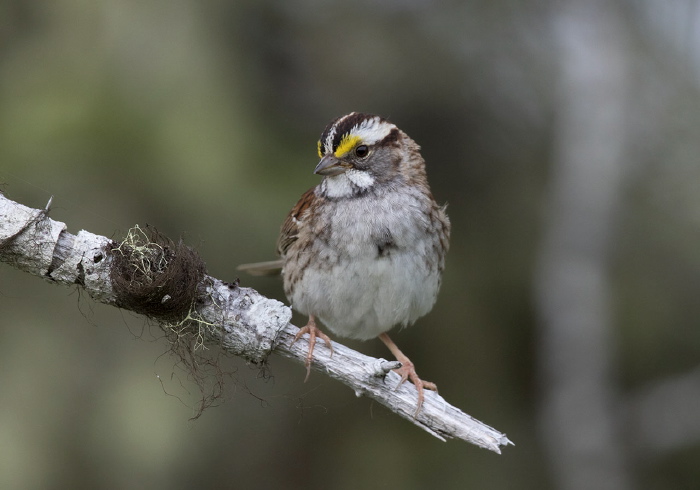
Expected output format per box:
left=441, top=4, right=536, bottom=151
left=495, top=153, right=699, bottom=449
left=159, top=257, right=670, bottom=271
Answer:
left=110, top=225, right=229, bottom=418
left=110, top=225, right=206, bottom=321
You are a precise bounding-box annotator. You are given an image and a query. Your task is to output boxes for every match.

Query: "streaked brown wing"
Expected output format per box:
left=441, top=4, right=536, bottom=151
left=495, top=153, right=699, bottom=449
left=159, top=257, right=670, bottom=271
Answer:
left=276, top=187, right=316, bottom=257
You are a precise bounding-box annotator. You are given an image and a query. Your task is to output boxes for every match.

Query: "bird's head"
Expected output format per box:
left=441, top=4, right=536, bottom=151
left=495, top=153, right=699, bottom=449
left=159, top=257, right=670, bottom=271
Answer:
left=315, top=113, right=419, bottom=198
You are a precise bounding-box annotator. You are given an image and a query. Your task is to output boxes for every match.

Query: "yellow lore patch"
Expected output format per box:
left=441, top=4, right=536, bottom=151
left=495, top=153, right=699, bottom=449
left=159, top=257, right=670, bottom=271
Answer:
left=317, top=140, right=323, bottom=157
left=334, top=134, right=361, bottom=158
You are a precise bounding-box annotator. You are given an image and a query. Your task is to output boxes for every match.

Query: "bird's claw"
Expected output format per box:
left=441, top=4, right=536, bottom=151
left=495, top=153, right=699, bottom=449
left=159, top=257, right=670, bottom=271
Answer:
left=291, top=316, right=333, bottom=381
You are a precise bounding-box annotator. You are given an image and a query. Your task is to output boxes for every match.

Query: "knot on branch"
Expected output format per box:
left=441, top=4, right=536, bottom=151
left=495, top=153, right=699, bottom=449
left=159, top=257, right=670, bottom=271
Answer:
left=0, top=196, right=64, bottom=276
left=109, top=225, right=206, bottom=321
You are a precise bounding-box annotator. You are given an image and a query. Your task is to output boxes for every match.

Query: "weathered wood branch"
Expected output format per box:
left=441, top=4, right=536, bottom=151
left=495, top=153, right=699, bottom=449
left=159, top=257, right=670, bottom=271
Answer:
left=0, top=192, right=512, bottom=453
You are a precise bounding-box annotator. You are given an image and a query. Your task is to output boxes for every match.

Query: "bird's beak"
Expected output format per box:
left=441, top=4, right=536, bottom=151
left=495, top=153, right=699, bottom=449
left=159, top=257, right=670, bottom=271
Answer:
left=314, top=155, right=349, bottom=176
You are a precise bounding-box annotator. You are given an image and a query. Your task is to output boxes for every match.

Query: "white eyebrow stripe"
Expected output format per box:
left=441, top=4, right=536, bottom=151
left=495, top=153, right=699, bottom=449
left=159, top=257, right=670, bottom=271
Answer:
left=351, top=118, right=394, bottom=145
left=322, top=114, right=396, bottom=156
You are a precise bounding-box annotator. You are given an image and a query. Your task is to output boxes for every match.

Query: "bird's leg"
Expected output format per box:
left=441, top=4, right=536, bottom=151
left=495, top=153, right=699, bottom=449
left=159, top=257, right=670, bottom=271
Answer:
left=378, top=333, right=437, bottom=417
left=291, top=315, right=334, bottom=382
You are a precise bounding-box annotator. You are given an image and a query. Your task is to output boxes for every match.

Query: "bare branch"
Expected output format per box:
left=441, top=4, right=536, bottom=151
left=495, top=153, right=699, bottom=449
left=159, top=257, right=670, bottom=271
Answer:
left=0, top=192, right=512, bottom=453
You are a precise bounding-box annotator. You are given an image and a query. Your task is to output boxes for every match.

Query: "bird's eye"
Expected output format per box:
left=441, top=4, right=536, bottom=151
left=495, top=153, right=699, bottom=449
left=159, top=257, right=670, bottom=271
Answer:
left=355, top=145, right=369, bottom=158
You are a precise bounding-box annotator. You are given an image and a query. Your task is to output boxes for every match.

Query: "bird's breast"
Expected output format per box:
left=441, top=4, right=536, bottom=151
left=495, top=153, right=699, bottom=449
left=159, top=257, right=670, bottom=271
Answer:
left=286, top=189, right=444, bottom=339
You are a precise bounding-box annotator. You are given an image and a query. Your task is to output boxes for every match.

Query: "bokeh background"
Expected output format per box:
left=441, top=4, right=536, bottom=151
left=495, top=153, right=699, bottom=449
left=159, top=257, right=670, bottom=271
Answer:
left=2, top=1, right=700, bottom=489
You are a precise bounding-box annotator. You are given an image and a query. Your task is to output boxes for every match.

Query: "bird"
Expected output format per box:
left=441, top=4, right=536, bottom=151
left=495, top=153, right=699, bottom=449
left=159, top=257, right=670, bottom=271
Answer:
left=239, top=112, right=450, bottom=414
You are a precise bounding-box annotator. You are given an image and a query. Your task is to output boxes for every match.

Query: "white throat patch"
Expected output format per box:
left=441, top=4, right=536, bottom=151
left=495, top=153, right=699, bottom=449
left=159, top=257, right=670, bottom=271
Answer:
left=323, top=170, right=375, bottom=198
left=347, top=169, right=375, bottom=188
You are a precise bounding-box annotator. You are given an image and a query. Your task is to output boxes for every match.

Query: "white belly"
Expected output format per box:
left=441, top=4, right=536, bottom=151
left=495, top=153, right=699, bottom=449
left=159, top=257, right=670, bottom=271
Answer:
left=290, top=237, right=441, bottom=341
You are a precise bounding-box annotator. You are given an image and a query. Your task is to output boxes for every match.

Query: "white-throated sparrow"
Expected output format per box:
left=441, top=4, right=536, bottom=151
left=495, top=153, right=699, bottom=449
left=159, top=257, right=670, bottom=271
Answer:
left=240, top=112, right=450, bottom=414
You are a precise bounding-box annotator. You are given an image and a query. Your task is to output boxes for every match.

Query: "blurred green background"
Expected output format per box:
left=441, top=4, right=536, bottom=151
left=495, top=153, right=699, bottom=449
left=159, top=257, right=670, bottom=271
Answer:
left=2, top=1, right=700, bottom=489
